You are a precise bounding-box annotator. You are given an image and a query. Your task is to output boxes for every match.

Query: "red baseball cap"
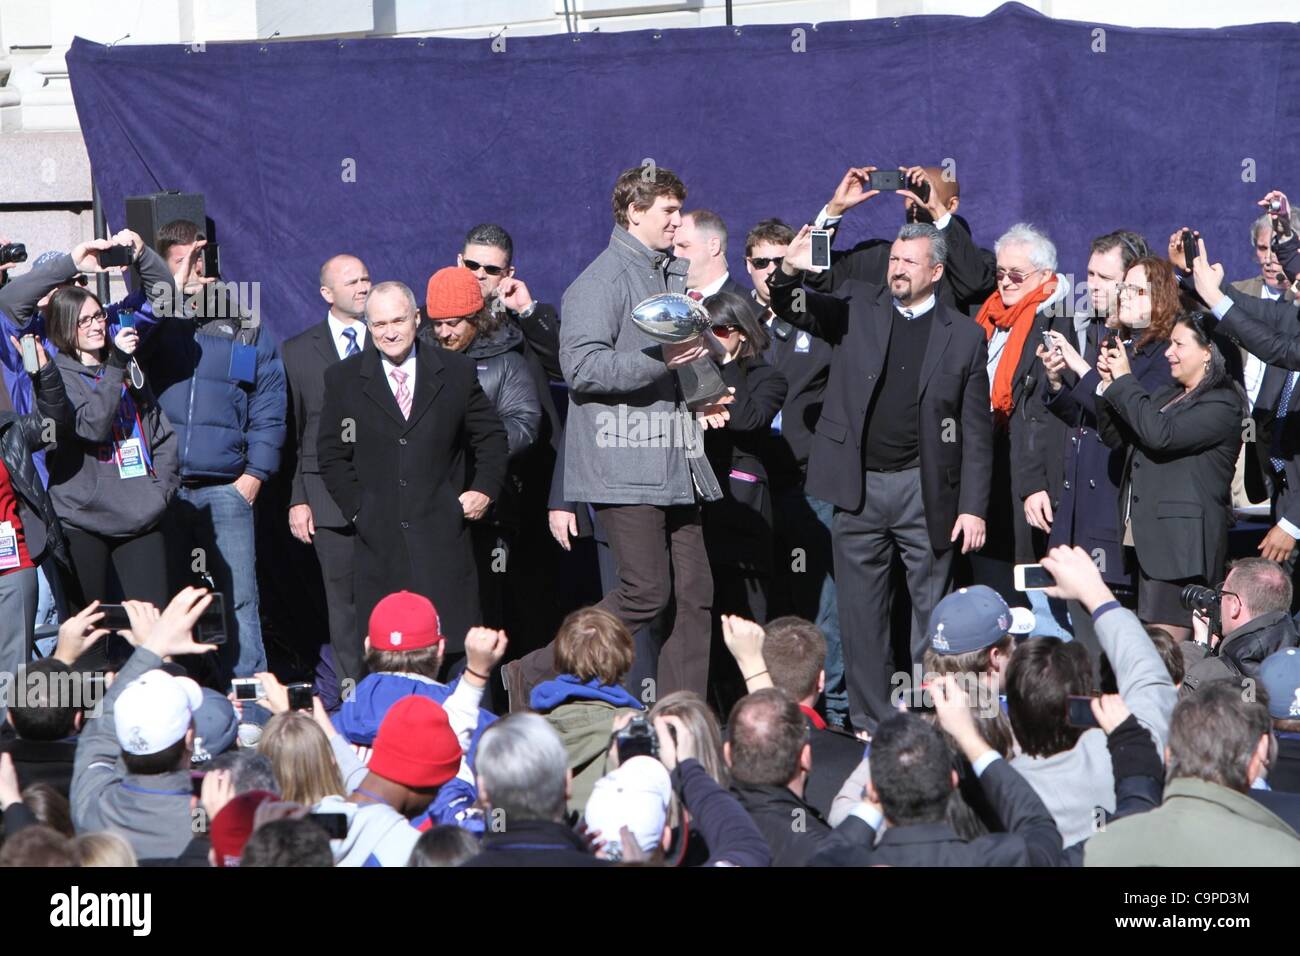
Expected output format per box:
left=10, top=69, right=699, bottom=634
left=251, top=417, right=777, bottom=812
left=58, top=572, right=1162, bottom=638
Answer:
left=210, top=790, right=280, bottom=867
left=368, top=591, right=444, bottom=651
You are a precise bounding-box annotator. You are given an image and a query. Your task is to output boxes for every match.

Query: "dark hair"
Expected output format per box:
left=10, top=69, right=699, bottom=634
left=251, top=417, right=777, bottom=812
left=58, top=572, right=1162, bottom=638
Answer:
left=9, top=659, right=80, bottom=741
left=364, top=643, right=443, bottom=681
left=703, top=291, right=770, bottom=359
left=207, top=749, right=280, bottom=796
left=762, top=617, right=825, bottom=702
left=745, top=219, right=796, bottom=257
left=554, top=607, right=635, bottom=687
left=1007, top=637, right=1094, bottom=757
left=0, top=825, right=77, bottom=867
left=408, top=825, right=481, bottom=867
left=463, top=223, right=514, bottom=266
left=870, top=713, right=954, bottom=826
left=1126, top=256, right=1180, bottom=352
left=240, top=818, right=334, bottom=867
left=1167, top=681, right=1270, bottom=792
left=1143, top=626, right=1185, bottom=687
left=1227, top=557, right=1293, bottom=617
left=45, top=285, right=104, bottom=360
left=121, top=736, right=189, bottom=776
left=1173, top=312, right=1247, bottom=408
left=1090, top=230, right=1150, bottom=273
left=726, top=688, right=809, bottom=786
left=155, top=219, right=204, bottom=259
left=611, top=166, right=686, bottom=229
left=21, top=783, right=73, bottom=837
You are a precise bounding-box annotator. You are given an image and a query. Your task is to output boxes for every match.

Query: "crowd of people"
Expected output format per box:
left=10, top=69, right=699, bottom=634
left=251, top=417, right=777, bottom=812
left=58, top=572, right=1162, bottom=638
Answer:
left=0, top=162, right=1299, bottom=867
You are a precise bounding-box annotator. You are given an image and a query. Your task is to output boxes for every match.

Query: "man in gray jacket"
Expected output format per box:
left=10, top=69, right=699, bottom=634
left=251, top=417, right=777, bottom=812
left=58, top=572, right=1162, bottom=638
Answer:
left=1008, top=545, right=1178, bottom=847
left=70, top=587, right=217, bottom=861
left=559, top=166, right=729, bottom=699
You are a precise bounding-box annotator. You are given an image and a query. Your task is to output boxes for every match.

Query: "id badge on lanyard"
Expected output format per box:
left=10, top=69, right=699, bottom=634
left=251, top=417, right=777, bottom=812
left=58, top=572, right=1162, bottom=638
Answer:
left=0, top=522, right=20, bottom=570
left=115, top=437, right=148, bottom=478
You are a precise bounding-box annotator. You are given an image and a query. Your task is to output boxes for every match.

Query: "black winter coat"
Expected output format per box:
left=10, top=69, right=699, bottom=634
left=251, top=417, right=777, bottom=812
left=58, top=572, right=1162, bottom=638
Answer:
left=0, top=361, right=74, bottom=568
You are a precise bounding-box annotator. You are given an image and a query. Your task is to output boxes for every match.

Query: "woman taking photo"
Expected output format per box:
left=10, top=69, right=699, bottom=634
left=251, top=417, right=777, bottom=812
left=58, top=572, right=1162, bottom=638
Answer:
left=44, top=230, right=179, bottom=608
left=1093, top=311, right=1244, bottom=638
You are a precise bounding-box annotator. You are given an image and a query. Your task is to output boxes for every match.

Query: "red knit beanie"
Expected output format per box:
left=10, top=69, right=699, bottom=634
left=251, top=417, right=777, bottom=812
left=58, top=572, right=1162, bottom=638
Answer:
left=368, top=591, right=444, bottom=651
left=210, top=790, right=280, bottom=867
left=425, top=266, right=484, bottom=319
left=369, top=696, right=462, bottom=790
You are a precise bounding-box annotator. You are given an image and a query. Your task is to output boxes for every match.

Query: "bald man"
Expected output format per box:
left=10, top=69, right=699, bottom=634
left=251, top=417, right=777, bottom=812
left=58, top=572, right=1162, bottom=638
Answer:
left=282, top=254, right=372, bottom=685
left=806, top=164, right=997, bottom=315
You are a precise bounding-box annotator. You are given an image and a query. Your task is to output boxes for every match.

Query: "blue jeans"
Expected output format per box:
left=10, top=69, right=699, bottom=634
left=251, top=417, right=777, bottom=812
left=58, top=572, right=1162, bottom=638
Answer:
left=1027, top=589, right=1073, bottom=640
left=166, top=484, right=266, bottom=679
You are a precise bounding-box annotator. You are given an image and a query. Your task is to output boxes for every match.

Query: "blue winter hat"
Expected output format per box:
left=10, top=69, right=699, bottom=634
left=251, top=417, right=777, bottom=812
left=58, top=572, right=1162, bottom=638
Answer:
left=1260, top=648, right=1300, bottom=720
left=926, top=586, right=1035, bottom=656
left=191, top=688, right=239, bottom=764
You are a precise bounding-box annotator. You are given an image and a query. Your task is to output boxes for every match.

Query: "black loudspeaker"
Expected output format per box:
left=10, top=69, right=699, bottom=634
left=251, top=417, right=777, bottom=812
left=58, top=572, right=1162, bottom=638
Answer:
left=124, top=191, right=208, bottom=253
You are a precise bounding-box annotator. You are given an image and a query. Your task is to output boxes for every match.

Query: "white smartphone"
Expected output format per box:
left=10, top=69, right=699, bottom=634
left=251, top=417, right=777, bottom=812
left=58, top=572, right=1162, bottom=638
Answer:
left=809, top=229, right=832, bottom=271
left=1014, top=563, right=1056, bottom=591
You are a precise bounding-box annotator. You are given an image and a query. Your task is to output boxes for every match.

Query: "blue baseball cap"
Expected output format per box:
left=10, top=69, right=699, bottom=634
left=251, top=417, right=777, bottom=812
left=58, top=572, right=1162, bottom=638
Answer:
left=191, top=688, right=239, bottom=763
left=1260, top=647, right=1300, bottom=720
left=927, top=586, right=1035, bottom=656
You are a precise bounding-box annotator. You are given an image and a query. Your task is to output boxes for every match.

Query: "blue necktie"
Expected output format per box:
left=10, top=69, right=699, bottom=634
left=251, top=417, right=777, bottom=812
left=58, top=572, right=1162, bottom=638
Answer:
left=341, top=327, right=360, bottom=357
left=1270, top=371, right=1297, bottom=473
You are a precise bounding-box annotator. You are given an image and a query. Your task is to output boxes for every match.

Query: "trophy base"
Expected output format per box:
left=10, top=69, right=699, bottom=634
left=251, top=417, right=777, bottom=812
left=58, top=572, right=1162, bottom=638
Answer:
left=677, top=358, right=730, bottom=410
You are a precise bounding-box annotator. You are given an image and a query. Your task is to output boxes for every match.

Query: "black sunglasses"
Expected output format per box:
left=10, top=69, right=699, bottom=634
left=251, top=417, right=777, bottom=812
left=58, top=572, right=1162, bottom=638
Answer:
left=462, top=258, right=506, bottom=277
left=748, top=256, right=783, bottom=270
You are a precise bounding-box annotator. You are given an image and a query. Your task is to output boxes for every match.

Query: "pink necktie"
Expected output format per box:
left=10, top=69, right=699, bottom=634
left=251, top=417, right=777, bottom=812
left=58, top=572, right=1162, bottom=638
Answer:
left=687, top=290, right=703, bottom=301
left=390, top=368, right=412, bottom=420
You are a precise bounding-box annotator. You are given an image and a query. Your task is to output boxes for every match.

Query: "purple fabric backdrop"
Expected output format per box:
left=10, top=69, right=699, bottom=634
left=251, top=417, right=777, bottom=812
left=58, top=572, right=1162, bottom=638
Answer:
left=66, top=2, right=1300, bottom=344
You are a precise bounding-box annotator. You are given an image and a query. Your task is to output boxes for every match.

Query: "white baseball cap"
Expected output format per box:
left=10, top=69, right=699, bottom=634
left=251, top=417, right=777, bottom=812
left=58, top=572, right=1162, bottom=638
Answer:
left=115, top=670, right=204, bottom=755
left=584, top=756, right=673, bottom=854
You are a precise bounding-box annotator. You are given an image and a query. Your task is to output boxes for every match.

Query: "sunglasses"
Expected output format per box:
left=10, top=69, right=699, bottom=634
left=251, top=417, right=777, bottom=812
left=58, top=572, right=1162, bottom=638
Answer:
left=995, top=268, right=1039, bottom=284
left=711, top=325, right=740, bottom=337
left=462, top=259, right=506, bottom=277
left=748, top=256, right=783, bottom=270
left=77, top=310, right=108, bottom=329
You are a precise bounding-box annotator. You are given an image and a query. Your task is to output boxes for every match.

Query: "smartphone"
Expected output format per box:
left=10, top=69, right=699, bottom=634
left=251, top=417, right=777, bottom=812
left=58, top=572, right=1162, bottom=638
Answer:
left=311, top=813, right=349, bottom=840
left=1101, top=334, right=1119, bottom=354
left=1014, top=563, right=1056, bottom=591
left=98, top=245, right=134, bottom=268
left=96, top=593, right=226, bottom=645
left=117, top=310, right=136, bottom=329
left=190, top=772, right=206, bottom=797
left=868, top=169, right=906, bottom=191
left=202, top=242, right=220, bottom=278
left=911, top=175, right=931, bottom=203
left=1040, top=330, right=1057, bottom=352
left=286, top=683, right=313, bottom=711
left=1066, top=695, right=1101, bottom=728
left=20, top=335, right=38, bottom=375
left=809, top=229, right=832, bottom=271
left=1182, top=229, right=1198, bottom=269
left=231, top=678, right=264, bottom=701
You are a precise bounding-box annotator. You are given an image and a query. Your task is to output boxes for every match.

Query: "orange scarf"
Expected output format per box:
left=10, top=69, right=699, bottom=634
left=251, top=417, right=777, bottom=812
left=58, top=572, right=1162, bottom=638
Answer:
left=975, top=277, right=1058, bottom=420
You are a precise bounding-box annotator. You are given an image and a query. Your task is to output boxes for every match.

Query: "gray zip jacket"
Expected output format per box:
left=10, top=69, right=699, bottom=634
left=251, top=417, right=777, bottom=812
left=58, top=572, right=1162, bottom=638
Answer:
left=560, top=227, right=721, bottom=506
left=70, top=647, right=197, bottom=861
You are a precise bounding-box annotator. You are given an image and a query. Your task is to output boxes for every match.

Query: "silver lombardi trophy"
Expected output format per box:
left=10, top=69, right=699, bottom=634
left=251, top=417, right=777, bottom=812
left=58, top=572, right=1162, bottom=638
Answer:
left=630, top=292, right=730, bottom=409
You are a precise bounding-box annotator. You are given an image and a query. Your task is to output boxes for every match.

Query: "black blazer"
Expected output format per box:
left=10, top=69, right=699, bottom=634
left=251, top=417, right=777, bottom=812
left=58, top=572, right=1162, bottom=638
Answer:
left=761, top=310, right=834, bottom=491
left=317, top=342, right=509, bottom=649
left=1250, top=363, right=1300, bottom=526
left=283, top=319, right=352, bottom=527
left=1214, top=290, right=1300, bottom=370
left=768, top=269, right=993, bottom=553
left=1097, top=376, right=1243, bottom=583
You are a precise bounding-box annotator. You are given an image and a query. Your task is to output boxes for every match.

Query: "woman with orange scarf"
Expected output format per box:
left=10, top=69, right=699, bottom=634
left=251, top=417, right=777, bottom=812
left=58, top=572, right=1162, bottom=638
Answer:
left=967, top=224, right=1069, bottom=625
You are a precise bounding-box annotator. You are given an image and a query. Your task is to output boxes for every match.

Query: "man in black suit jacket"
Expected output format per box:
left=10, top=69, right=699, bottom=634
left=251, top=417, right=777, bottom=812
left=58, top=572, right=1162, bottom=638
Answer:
left=811, top=691, right=1063, bottom=867
left=769, top=222, right=993, bottom=732
left=673, top=210, right=759, bottom=311
left=317, top=282, right=509, bottom=656
left=806, top=165, right=997, bottom=316
left=282, top=254, right=371, bottom=684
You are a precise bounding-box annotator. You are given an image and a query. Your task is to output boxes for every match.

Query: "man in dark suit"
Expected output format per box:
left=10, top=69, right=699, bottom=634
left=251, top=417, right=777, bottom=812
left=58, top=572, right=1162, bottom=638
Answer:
left=769, top=221, right=993, bottom=733
left=806, top=165, right=997, bottom=315
left=282, top=254, right=371, bottom=684
left=317, top=281, right=509, bottom=660
left=811, top=685, right=1064, bottom=867
left=673, top=210, right=757, bottom=309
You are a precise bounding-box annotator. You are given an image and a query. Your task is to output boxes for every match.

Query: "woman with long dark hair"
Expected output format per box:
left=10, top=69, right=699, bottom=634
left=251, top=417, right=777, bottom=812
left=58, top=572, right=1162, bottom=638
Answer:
left=44, top=247, right=179, bottom=608
left=1094, top=311, right=1244, bottom=638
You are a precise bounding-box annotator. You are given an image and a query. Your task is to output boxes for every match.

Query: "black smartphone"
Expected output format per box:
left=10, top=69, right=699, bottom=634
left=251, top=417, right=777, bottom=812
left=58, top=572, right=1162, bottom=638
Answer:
left=1101, top=333, right=1119, bottom=354
left=911, top=175, right=931, bottom=203
left=286, top=683, right=313, bottom=711
left=809, top=230, right=832, bottom=271
left=1066, top=695, right=1101, bottom=728
left=98, top=245, right=134, bottom=268
left=201, top=242, right=220, bottom=278
left=96, top=592, right=227, bottom=645
left=311, top=813, right=349, bottom=840
left=191, top=772, right=206, bottom=797
left=868, top=169, right=906, bottom=191
left=1182, top=229, right=1198, bottom=269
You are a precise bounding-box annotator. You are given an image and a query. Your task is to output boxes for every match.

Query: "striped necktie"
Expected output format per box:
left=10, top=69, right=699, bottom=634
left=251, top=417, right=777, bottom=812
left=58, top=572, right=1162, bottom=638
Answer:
left=341, top=327, right=360, bottom=357
left=390, top=368, right=412, bottom=420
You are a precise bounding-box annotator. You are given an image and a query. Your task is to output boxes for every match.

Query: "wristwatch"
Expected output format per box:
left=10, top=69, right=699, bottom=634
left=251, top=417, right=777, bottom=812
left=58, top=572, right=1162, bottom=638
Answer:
left=517, top=301, right=537, bottom=319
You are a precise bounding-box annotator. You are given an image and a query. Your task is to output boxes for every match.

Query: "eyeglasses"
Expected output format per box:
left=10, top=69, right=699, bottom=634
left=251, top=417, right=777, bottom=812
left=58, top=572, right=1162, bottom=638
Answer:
left=462, top=259, right=506, bottom=277
left=995, top=268, right=1038, bottom=284
left=748, top=256, right=783, bottom=270
left=711, top=325, right=740, bottom=337
left=1117, top=283, right=1150, bottom=298
left=77, top=310, right=108, bottom=329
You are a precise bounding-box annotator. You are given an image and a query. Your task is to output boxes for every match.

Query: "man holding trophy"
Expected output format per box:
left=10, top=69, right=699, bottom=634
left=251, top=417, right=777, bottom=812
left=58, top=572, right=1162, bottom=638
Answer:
left=558, top=165, right=733, bottom=700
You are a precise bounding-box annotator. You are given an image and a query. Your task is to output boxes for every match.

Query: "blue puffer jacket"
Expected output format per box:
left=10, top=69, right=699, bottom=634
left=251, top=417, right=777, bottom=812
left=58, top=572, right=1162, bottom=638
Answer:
left=134, top=296, right=285, bottom=482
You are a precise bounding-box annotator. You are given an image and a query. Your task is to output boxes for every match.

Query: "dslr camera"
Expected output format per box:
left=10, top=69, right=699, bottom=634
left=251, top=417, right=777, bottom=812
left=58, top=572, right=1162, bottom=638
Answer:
left=613, top=715, right=659, bottom=763
left=0, top=242, right=27, bottom=267
left=1180, top=584, right=1222, bottom=642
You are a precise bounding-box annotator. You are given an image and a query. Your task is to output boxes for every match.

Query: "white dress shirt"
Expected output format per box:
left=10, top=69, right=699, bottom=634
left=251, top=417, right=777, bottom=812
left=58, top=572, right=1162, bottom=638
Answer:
left=327, top=310, right=368, bottom=361
left=891, top=293, right=936, bottom=320
left=689, top=271, right=730, bottom=299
